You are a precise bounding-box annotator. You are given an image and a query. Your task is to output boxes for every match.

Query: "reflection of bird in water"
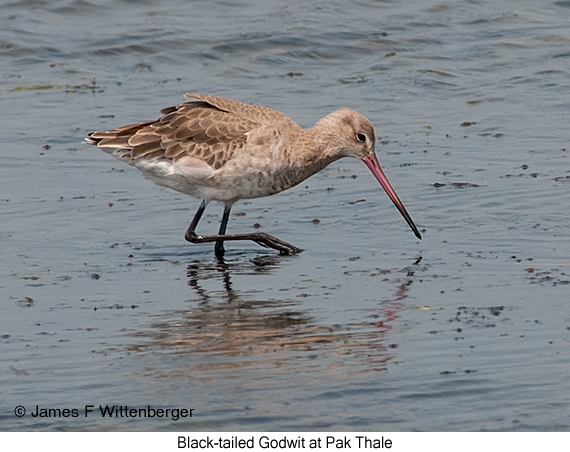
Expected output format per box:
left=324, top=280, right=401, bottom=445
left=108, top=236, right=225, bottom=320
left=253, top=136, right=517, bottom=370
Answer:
left=186, top=256, right=280, bottom=304
left=87, top=93, right=421, bottom=256
left=121, top=257, right=425, bottom=380
left=160, top=258, right=417, bottom=369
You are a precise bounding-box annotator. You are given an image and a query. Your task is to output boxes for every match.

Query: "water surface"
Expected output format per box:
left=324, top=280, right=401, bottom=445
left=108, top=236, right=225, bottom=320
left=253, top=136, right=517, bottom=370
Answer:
left=1, top=0, right=569, bottom=431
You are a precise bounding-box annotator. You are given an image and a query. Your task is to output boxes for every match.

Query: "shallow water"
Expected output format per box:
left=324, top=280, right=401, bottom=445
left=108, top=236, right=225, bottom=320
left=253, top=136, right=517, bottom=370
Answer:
left=1, top=0, right=570, bottom=431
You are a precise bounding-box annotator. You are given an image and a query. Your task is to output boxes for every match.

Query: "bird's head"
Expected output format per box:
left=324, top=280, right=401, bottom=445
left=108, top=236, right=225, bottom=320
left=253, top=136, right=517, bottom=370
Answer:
left=316, top=108, right=422, bottom=240
left=317, top=108, right=376, bottom=160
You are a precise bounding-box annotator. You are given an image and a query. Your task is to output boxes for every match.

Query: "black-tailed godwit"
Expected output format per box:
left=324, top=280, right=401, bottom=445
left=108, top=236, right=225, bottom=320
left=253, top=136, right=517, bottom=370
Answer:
left=87, top=93, right=421, bottom=256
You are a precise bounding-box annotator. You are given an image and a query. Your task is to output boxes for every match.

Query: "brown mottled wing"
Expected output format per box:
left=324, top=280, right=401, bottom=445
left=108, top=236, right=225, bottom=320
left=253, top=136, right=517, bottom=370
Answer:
left=89, top=99, right=265, bottom=170
left=184, top=93, right=300, bottom=131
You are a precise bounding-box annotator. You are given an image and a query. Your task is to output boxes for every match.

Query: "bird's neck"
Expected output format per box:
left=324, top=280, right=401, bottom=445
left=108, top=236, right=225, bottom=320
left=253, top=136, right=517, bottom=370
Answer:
left=292, top=126, right=344, bottom=172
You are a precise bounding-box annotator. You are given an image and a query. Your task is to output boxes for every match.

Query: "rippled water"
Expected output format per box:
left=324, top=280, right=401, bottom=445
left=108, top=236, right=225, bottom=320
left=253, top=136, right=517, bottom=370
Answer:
left=2, top=0, right=570, bottom=431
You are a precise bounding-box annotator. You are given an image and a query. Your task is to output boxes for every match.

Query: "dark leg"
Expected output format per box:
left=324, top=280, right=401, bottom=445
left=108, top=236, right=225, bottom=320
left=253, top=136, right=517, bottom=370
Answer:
left=184, top=201, right=301, bottom=255
left=184, top=200, right=207, bottom=241
left=214, top=205, right=232, bottom=257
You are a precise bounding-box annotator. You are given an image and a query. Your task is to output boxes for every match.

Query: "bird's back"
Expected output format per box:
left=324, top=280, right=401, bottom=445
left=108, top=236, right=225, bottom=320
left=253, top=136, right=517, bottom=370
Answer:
left=87, top=93, right=307, bottom=201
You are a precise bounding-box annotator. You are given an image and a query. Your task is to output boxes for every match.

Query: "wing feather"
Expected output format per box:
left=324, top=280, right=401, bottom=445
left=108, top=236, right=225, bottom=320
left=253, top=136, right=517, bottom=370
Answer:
left=87, top=93, right=302, bottom=171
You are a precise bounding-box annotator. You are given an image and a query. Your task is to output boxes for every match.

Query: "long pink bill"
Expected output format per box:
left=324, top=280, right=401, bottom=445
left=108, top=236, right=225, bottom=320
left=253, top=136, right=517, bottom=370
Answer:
left=362, top=153, right=422, bottom=240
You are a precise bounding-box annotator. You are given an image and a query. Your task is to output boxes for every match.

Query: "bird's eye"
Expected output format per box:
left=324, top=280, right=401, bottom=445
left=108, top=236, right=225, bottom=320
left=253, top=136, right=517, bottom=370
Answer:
left=356, top=133, right=367, bottom=143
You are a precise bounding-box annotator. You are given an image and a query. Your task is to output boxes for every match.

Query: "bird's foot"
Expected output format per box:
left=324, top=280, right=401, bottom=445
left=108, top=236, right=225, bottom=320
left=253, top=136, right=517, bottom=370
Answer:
left=252, top=233, right=301, bottom=255
left=185, top=231, right=301, bottom=255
